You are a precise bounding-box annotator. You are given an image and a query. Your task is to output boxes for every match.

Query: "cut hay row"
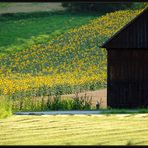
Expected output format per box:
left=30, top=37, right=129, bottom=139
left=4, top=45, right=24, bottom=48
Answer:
left=0, top=114, right=148, bottom=145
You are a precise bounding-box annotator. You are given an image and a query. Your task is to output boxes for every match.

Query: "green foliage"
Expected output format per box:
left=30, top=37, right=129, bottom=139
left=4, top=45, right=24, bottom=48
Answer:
left=11, top=93, right=92, bottom=112
left=101, top=108, right=148, bottom=114
left=0, top=96, right=12, bottom=119
left=138, top=108, right=148, bottom=113
left=8, top=83, right=105, bottom=100
left=0, top=3, right=9, bottom=8
left=46, top=96, right=67, bottom=111
left=50, top=96, right=63, bottom=110
left=12, top=96, right=49, bottom=112
left=71, top=93, right=92, bottom=110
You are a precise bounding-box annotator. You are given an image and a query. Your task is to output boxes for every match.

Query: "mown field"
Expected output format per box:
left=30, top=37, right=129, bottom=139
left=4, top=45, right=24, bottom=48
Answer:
left=0, top=114, right=148, bottom=145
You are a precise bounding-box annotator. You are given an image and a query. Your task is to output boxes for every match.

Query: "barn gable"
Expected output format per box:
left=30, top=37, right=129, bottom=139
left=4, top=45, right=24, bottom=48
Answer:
left=101, top=7, right=148, bottom=49
left=101, top=7, right=148, bottom=108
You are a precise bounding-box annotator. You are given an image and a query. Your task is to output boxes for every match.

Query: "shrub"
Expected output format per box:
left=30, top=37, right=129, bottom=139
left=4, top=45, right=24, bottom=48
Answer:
left=71, top=93, right=92, bottom=110
left=11, top=93, right=93, bottom=112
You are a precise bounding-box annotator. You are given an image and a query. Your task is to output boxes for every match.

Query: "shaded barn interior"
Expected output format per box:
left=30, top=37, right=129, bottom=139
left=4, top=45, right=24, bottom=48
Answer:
left=101, top=7, right=148, bottom=108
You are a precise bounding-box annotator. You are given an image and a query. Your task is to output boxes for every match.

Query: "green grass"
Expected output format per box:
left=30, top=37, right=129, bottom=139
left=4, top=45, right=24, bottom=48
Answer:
left=1, top=114, right=148, bottom=145
left=11, top=94, right=93, bottom=112
left=0, top=3, right=9, bottom=8
left=100, top=108, right=148, bottom=114
left=0, top=96, right=12, bottom=119
left=0, top=11, right=99, bottom=53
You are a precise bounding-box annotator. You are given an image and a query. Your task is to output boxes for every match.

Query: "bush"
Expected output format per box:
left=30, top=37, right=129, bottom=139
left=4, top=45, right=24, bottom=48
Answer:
left=0, top=96, right=12, bottom=119
left=71, top=93, right=92, bottom=110
left=12, top=97, right=46, bottom=112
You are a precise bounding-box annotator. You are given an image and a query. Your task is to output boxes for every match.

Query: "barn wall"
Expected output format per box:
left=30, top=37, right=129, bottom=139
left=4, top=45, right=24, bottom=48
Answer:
left=107, top=49, right=148, bottom=108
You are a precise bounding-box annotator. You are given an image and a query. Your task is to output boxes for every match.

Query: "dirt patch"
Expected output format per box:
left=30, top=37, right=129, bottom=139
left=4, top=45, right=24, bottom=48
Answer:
left=61, top=89, right=107, bottom=108
left=39, top=89, right=107, bottom=108
left=0, top=3, right=65, bottom=14
left=12, top=89, right=107, bottom=111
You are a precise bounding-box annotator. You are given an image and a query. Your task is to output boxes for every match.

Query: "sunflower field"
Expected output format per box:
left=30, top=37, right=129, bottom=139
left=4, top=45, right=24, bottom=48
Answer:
left=0, top=9, right=143, bottom=99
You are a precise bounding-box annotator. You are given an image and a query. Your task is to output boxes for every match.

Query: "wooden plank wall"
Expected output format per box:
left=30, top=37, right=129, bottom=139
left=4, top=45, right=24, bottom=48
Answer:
left=107, top=49, right=148, bottom=108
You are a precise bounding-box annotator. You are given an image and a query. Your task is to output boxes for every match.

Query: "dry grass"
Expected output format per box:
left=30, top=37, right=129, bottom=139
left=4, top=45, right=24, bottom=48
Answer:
left=0, top=114, right=148, bottom=145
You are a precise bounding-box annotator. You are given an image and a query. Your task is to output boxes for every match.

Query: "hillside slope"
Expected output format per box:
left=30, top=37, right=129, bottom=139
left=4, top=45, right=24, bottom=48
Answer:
left=0, top=9, right=143, bottom=96
left=0, top=11, right=97, bottom=51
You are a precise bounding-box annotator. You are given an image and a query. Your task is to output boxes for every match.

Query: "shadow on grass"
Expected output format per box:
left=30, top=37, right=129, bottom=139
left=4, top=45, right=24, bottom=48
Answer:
left=100, top=108, right=148, bottom=115
left=0, top=10, right=105, bottom=22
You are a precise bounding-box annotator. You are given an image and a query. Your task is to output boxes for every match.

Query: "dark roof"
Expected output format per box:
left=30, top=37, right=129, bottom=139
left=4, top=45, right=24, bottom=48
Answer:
left=101, top=7, right=148, bottom=49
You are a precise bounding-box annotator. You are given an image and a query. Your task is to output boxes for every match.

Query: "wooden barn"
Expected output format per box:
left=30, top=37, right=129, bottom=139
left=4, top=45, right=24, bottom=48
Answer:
left=101, top=7, right=148, bottom=108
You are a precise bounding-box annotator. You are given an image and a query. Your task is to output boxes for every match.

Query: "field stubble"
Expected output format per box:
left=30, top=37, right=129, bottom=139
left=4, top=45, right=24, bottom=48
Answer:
left=0, top=114, right=148, bottom=145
